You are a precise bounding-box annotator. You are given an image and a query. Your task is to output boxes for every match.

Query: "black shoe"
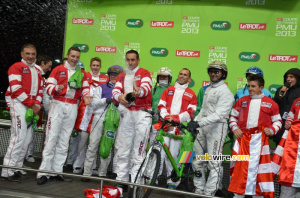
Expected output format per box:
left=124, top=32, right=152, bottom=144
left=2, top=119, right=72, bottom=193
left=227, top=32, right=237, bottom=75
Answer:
left=65, top=164, right=73, bottom=172
left=51, top=175, right=72, bottom=182
left=37, top=176, right=48, bottom=185
left=81, top=178, right=90, bottom=182
left=1, top=173, right=22, bottom=183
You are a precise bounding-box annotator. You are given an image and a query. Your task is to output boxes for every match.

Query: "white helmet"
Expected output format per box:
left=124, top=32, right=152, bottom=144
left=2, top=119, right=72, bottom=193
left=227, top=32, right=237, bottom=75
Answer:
left=207, top=61, right=228, bottom=80
left=157, top=67, right=172, bottom=83
left=207, top=61, right=227, bottom=71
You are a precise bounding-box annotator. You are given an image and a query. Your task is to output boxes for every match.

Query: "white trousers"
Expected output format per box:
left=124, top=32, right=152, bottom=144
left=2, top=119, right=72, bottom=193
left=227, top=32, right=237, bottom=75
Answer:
left=114, top=109, right=151, bottom=182
left=192, top=122, right=227, bottom=196
left=37, top=99, right=78, bottom=178
left=1, top=100, right=33, bottom=177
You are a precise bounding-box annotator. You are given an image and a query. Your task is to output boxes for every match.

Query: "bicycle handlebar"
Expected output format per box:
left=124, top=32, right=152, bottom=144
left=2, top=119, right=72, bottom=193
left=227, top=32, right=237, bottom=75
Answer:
left=142, top=108, right=187, bottom=130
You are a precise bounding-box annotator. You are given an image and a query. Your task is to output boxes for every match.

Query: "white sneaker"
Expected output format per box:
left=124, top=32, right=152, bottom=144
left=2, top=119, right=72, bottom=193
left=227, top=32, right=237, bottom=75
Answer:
left=73, top=167, right=83, bottom=174
left=26, top=155, right=35, bottom=163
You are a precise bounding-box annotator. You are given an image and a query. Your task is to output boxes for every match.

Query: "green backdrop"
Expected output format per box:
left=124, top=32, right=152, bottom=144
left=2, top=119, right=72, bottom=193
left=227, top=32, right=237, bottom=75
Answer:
left=65, top=0, right=300, bottom=94
left=65, top=0, right=300, bottom=153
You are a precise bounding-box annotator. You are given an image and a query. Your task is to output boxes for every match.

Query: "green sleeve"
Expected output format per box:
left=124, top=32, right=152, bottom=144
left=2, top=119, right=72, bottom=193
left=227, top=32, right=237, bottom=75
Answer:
left=195, top=87, right=205, bottom=117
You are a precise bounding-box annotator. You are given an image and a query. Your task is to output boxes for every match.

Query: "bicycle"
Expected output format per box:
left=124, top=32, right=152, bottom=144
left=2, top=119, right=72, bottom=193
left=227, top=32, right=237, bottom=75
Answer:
left=133, top=109, right=200, bottom=198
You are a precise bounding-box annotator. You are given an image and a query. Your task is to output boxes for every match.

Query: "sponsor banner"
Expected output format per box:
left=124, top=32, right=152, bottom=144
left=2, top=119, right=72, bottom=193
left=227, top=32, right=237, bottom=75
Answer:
left=268, top=84, right=282, bottom=95
left=72, top=18, right=94, bottom=25
left=208, top=46, right=228, bottom=64
left=73, top=44, right=89, bottom=53
left=211, top=21, right=231, bottom=30
left=150, top=48, right=169, bottom=57
left=275, top=18, right=297, bottom=37
left=126, top=19, right=143, bottom=28
left=269, top=55, right=298, bottom=62
left=239, top=23, right=266, bottom=30
left=100, top=14, right=116, bottom=31
left=176, top=50, right=200, bottom=57
left=95, top=46, right=117, bottom=53
left=151, top=21, right=174, bottom=27
left=124, top=42, right=141, bottom=54
left=181, top=16, right=200, bottom=34
left=239, top=52, right=260, bottom=62
left=236, top=77, right=248, bottom=91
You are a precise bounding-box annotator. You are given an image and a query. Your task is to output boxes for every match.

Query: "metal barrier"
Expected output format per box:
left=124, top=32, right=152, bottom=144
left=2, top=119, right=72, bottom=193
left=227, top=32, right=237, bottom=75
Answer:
left=0, top=164, right=220, bottom=198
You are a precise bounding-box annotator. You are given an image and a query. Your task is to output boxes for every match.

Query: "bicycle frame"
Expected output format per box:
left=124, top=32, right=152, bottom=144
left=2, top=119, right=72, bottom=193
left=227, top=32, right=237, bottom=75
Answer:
left=154, top=129, right=187, bottom=178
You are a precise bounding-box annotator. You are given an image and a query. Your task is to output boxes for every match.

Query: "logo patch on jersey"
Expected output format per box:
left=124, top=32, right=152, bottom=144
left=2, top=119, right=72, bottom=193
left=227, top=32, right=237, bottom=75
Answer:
left=184, top=92, right=193, bottom=98
left=261, top=102, right=272, bottom=108
left=87, top=77, right=91, bottom=81
left=16, top=115, right=21, bottom=129
left=134, top=75, right=141, bottom=80
left=242, top=101, right=248, bottom=107
left=59, top=71, right=66, bottom=78
left=296, top=101, right=300, bottom=106
left=168, top=90, right=174, bottom=96
left=22, top=67, right=30, bottom=74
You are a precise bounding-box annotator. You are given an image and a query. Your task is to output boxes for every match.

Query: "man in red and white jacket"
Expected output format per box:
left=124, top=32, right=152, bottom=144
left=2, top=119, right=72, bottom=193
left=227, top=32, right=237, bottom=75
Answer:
left=272, top=97, right=300, bottom=197
left=1, top=44, right=44, bottom=182
left=228, top=75, right=282, bottom=198
left=158, top=68, right=197, bottom=189
left=37, top=47, right=90, bottom=185
left=112, top=50, right=152, bottom=186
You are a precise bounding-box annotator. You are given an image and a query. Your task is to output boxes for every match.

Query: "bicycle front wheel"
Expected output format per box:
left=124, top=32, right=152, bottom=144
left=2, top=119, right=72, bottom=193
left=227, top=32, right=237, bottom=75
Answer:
left=133, top=148, right=161, bottom=198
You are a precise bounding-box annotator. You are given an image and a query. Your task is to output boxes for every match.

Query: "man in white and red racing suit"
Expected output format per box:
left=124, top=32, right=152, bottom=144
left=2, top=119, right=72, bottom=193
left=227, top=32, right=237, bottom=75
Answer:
left=157, top=68, right=197, bottom=189
left=112, top=50, right=152, bottom=186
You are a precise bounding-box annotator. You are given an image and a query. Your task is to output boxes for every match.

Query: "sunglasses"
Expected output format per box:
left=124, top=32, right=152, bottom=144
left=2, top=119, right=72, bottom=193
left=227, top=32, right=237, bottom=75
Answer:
left=208, top=70, right=221, bottom=74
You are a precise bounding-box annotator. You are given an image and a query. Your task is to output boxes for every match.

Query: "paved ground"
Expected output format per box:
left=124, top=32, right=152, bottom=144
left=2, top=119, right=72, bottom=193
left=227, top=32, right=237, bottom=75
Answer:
left=0, top=158, right=203, bottom=198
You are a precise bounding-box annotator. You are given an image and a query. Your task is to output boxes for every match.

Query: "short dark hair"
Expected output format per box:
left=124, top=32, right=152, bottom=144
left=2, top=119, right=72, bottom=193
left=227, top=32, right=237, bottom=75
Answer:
left=67, top=46, right=80, bottom=55
left=182, top=68, right=191, bottom=77
left=247, top=74, right=264, bottom=87
left=21, top=43, right=36, bottom=52
left=36, top=55, right=52, bottom=65
left=90, top=57, right=101, bottom=66
left=126, top=50, right=139, bottom=60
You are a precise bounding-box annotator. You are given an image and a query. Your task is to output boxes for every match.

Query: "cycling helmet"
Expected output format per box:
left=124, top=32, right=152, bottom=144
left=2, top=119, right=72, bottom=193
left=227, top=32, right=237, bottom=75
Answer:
left=245, top=66, right=263, bottom=77
left=157, top=67, right=172, bottom=83
left=107, top=65, right=123, bottom=75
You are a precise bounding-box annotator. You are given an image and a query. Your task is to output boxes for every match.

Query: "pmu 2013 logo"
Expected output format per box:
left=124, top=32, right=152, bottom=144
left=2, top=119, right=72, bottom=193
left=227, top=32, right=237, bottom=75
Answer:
left=73, top=44, right=89, bottom=53
left=211, top=21, right=231, bottom=30
left=176, top=50, right=200, bottom=58
left=126, top=19, right=143, bottom=28
left=95, top=46, right=117, bottom=53
left=269, top=55, right=298, bottom=62
left=239, top=52, right=260, bottom=62
left=239, top=23, right=266, bottom=30
left=150, top=48, right=169, bottom=57
left=151, top=21, right=174, bottom=28
left=72, top=18, right=94, bottom=25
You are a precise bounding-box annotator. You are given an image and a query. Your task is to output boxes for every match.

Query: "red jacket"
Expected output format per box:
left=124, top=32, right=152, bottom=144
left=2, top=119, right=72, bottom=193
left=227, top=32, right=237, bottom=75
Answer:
left=229, top=95, right=282, bottom=135
left=46, top=64, right=89, bottom=103
left=85, top=72, right=109, bottom=85
left=8, top=62, right=44, bottom=107
left=112, top=67, right=152, bottom=111
left=158, top=83, right=197, bottom=123
left=287, top=97, right=300, bottom=122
